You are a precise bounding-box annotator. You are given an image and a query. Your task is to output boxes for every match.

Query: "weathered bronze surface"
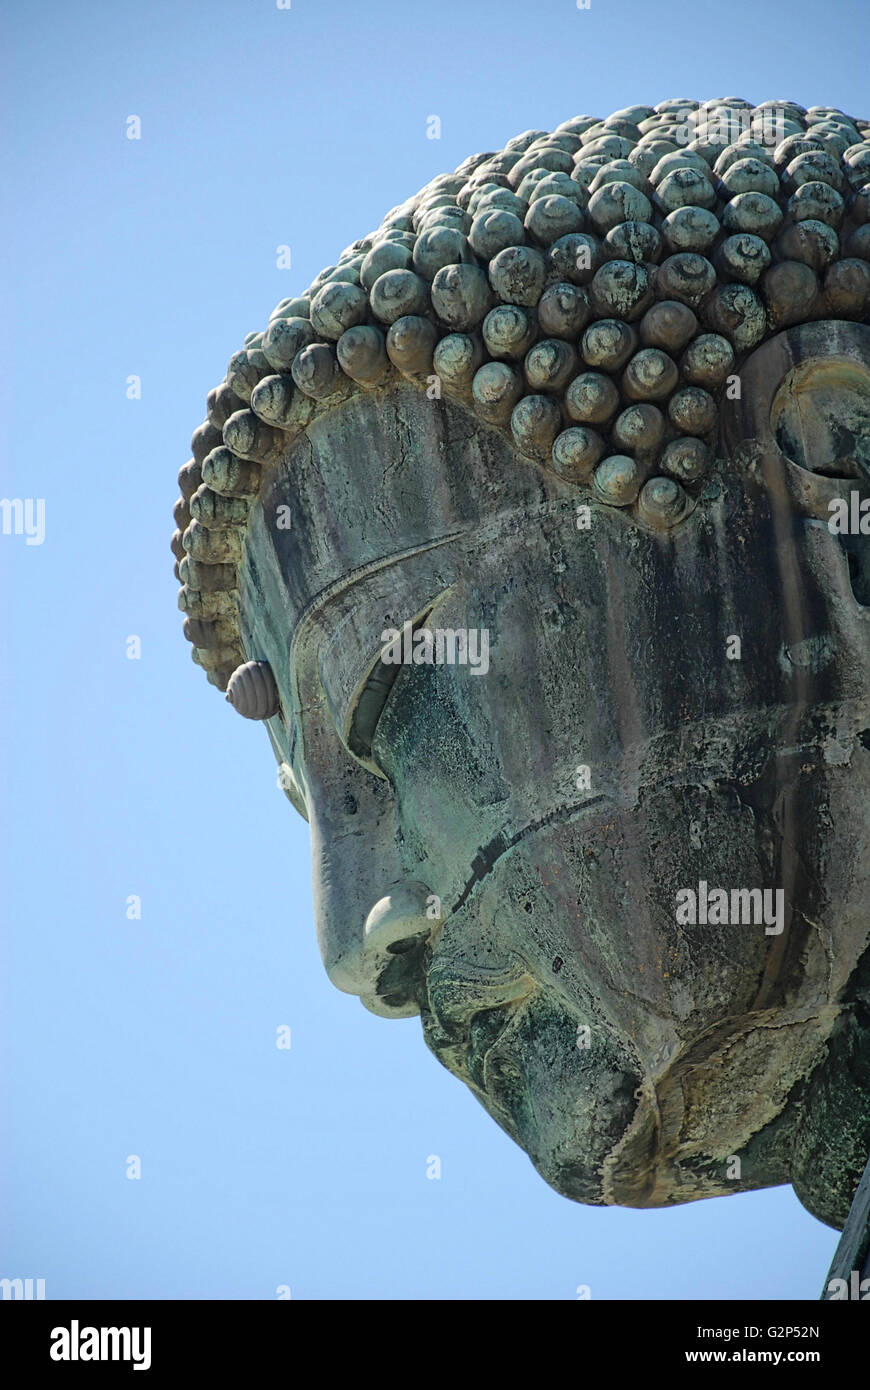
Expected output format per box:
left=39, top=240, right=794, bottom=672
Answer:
left=174, top=99, right=870, bottom=1229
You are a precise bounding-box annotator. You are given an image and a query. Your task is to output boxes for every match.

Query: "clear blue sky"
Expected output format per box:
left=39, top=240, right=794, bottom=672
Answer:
left=2, top=0, right=862, bottom=1299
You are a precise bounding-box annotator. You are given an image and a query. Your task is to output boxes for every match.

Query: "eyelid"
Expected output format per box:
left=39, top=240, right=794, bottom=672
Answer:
left=347, top=659, right=402, bottom=768
left=346, top=609, right=434, bottom=775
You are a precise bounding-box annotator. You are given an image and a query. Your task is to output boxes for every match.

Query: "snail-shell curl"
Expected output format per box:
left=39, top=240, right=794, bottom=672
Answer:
left=225, top=661, right=280, bottom=721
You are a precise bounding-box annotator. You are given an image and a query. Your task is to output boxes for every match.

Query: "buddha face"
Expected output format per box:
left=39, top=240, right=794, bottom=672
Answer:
left=233, top=320, right=870, bottom=1228
left=175, top=98, right=870, bottom=1229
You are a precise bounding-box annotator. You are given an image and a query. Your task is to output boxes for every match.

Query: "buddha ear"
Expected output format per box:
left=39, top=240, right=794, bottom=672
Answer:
left=721, top=321, right=870, bottom=521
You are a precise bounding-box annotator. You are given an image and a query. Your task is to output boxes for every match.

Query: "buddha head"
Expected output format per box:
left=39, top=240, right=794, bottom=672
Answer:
left=173, top=98, right=870, bottom=1229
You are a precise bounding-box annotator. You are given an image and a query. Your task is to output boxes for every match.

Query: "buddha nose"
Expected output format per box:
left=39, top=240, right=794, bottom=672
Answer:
left=307, top=772, right=436, bottom=1015
left=358, top=881, right=437, bottom=1018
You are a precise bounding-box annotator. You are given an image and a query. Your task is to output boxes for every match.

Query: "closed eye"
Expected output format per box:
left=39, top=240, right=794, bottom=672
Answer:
left=346, top=611, right=433, bottom=774
left=347, top=657, right=403, bottom=767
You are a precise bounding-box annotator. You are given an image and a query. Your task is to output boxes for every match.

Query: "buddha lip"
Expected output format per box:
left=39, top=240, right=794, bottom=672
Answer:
left=466, top=1002, right=527, bottom=1101
left=425, top=949, right=535, bottom=1039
